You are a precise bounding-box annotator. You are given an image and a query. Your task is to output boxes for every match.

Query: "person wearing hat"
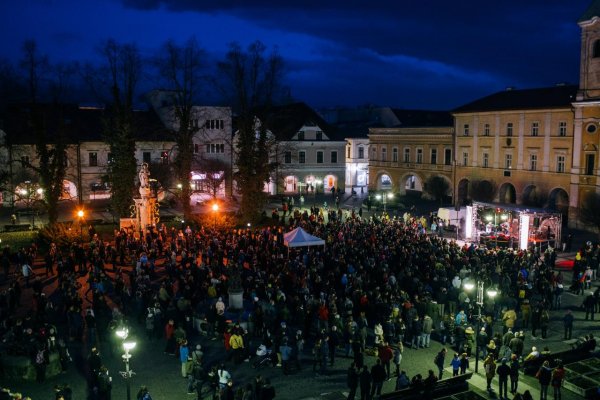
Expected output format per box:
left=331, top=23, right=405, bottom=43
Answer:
left=483, top=354, right=496, bottom=392
left=487, top=339, right=498, bottom=360
left=496, top=358, right=510, bottom=400
left=464, top=326, right=475, bottom=356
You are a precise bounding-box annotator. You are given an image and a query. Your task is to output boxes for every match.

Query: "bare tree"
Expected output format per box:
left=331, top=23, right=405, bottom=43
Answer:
left=153, top=37, right=206, bottom=219
left=17, top=40, right=68, bottom=224
left=84, top=39, right=141, bottom=217
left=218, top=41, right=284, bottom=221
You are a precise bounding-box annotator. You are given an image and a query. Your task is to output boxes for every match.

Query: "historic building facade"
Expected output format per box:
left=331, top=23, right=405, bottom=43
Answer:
left=368, top=110, right=454, bottom=198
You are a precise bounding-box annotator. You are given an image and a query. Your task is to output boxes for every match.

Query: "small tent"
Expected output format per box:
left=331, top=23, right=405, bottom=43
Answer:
left=283, top=227, right=325, bottom=248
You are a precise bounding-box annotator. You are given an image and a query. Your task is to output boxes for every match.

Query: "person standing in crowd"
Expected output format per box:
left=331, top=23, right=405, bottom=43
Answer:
left=510, top=354, right=520, bottom=395
left=136, top=385, right=152, bottom=400
left=392, top=342, right=403, bottom=377
left=537, top=360, right=553, bottom=400
left=179, top=339, right=190, bottom=378
left=434, top=348, right=447, bottom=380
left=483, top=354, right=496, bottom=392
left=370, top=359, right=386, bottom=398
left=359, top=365, right=371, bottom=400
left=450, top=353, right=461, bottom=376
left=496, top=358, right=510, bottom=400
left=347, top=362, right=359, bottom=400
left=260, top=378, right=275, bottom=400
left=551, top=362, right=566, bottom=400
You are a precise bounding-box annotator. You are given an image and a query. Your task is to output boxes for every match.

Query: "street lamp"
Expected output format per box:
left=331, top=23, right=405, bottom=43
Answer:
left=212, top=203, right=219, bottom=229
left=116, top=327, right=136, bottom=400
left=463, top=280, right=499, bottom=373
left=375, top=192, right=394, bottom=213
left=77, top=209, right=85, bottom=241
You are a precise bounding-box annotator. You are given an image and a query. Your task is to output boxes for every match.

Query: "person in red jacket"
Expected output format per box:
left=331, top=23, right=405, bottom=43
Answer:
left=378, top=342, right=393, bottom=380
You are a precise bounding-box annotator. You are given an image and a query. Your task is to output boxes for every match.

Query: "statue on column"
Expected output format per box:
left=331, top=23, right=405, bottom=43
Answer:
left=139, top=162, right=150, bottom=189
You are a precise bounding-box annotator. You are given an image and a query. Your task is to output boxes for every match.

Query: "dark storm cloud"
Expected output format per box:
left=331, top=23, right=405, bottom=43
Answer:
left=120, top=0, right=590, bottom=106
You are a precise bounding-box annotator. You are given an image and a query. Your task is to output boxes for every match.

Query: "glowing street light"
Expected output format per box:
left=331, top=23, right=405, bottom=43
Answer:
left=212, top=203, right=219, bottom=229
left=375, top=192, right=394, bottom=213
left=463, top=280, right=499, bottom=373
left=116, top=327, right=136, bottom=400
left=77, top=209, right=85, bottom=240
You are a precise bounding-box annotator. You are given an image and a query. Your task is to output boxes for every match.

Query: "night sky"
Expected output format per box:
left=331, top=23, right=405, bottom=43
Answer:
left=0, top=0, right=593, bottom=110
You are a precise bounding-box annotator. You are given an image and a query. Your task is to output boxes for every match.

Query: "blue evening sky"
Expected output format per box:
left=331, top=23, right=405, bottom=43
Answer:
left=0, top=0, right=592, bottom=110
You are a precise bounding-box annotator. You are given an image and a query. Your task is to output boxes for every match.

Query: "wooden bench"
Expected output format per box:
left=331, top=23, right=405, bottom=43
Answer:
left=379, top=372, right=473, bottom=400
left=4, top=224, right=31, bottom=232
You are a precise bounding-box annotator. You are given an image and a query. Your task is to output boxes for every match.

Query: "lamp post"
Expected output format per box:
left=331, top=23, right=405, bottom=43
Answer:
left=463, top=280, right=498, bottom=373
left=212, top=203, right=219, bottom=230
left=375, top=192, right=394, bottom=213
left=116, top=327, right=136, bottom=400
left=77, top=209, right=85, bottom=241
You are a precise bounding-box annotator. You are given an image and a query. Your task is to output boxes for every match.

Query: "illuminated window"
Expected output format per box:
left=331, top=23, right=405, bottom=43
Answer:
left=505, top=154, right=513, bottom=169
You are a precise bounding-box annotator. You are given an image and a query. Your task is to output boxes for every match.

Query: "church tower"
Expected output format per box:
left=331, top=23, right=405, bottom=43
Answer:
left=578, top=0, right=600, bottom=99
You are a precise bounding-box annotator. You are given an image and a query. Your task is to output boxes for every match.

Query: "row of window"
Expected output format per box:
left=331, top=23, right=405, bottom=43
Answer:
left=296, top=131, right=324, bottom=141
left=88, top=151, right=169, bottom=167
left=191, top=119, right=225, bottom=130
left=462, top=121, right=568, bottom=137
left=370, top=147, right=453, bottom=165
left=283, top=150, right=338, bottom=164
left=462, top=151, right=567, bottom=173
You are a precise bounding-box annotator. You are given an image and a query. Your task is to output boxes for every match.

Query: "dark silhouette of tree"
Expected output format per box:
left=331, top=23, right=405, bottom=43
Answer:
left=84, top=39, right=141, bottom=218
left=218, top=41, right=284, bottom=221
left=580, top=191, right=600, bottom=239
left=153, top=37, right=206, bottom=220
left=471, top=180, right=497, bottom=202
left=18, top=40, right=68, bottom=224
left=424, top=175, right=450, bottom=205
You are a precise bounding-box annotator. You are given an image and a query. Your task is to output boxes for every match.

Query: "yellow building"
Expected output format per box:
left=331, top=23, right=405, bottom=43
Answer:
left=368, top=110, right=454, bottom=198
left=453, top=85, right=575, bottom=220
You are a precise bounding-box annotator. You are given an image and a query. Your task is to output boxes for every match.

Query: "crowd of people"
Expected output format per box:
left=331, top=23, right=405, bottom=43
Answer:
left=0, top=203, right=598, bottom=399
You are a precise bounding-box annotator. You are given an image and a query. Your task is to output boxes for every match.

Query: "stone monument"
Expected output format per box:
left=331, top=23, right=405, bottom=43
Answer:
left=120, top=163, right=158, bottom=233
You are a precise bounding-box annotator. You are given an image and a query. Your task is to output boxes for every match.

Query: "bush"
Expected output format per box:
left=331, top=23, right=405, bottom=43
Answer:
left=0, top=231, right=38, bottom=251
left=39, top=222, right=88, bottom=247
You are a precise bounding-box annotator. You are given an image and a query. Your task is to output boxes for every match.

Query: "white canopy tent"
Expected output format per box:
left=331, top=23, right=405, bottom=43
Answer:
left=283, top=227, right=326, bottom=248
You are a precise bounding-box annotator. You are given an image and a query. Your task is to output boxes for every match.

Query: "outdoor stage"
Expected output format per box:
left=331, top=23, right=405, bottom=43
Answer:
left=465, top=202, right=562, bottom=251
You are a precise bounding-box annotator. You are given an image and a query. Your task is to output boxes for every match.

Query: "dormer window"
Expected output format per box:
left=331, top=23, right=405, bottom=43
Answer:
left=297, top=131, right=304, bottom=141
left=316, top=131, right=323, bottom=141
